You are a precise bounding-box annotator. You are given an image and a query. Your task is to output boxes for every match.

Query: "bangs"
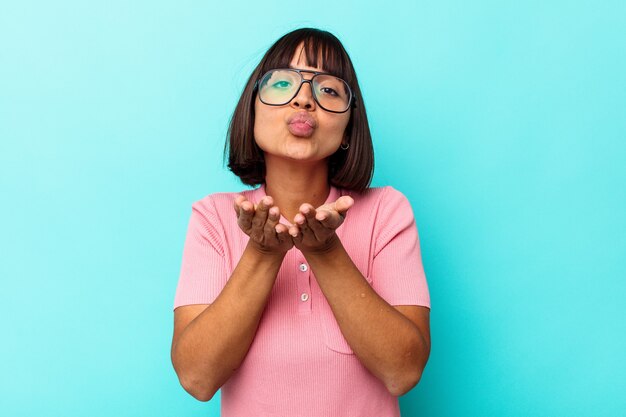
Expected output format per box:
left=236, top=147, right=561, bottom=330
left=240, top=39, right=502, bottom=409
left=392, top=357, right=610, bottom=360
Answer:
left=259, top=29, right=352, bottom=83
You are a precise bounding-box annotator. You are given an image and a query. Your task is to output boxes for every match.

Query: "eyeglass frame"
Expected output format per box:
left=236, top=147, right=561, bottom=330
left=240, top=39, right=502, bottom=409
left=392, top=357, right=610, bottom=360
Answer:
left=253, top=68, right=357, bottom=114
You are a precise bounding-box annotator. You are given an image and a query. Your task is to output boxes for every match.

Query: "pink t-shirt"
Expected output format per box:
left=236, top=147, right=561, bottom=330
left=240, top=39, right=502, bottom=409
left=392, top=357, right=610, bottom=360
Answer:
left=173, top=183, right=430, bottom=417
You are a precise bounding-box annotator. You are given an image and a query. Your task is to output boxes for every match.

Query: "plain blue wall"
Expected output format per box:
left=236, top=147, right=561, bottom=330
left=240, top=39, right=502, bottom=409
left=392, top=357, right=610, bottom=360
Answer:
left=1, top=1, right=624, bottom=416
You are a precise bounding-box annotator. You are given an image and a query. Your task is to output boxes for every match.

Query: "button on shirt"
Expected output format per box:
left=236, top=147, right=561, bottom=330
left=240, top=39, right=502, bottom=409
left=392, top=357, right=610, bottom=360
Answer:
left=174, top=184, right=430, bottom=417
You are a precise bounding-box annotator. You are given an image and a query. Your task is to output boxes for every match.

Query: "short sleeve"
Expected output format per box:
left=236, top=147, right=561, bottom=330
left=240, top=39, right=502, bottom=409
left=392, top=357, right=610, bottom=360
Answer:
left=369, top=187, right=431, bottom=308
left=173, top=197, right=228, bottom=310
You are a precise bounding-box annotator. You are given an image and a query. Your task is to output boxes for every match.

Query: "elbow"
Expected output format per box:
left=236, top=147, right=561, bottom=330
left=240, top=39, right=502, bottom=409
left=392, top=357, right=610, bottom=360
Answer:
left=172, top=352, right=218, bottom=402
left=179, top=375, right=218, bottom=402
left=384, top=344, right=428, bottom=396
left=386, top=330, right=430, bottom=396
left=385, top=368, right=423, bottom=397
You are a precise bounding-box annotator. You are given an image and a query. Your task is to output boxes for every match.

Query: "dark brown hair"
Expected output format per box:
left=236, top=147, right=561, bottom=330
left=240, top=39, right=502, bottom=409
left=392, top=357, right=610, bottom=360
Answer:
left=224, top=28, right=374, bottom=192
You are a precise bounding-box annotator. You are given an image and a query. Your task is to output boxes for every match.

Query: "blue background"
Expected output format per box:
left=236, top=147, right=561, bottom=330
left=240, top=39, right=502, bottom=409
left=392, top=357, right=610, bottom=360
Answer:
left=1, top=1, right=624, bottom=416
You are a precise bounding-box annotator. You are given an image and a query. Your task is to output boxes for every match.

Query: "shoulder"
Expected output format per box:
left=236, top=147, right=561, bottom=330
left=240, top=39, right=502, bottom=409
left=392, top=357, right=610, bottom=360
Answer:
left=342, top=185, right=411, bottom=212
left=191, top=187, right=259, bottom=211
left=336, top=186, right=414, bottom=237
left=189, top=187, right=259, bottom=224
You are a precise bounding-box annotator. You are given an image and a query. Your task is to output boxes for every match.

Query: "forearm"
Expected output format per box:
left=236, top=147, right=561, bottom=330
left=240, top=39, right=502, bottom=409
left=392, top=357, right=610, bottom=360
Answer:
left=172, top=241, right=285, bottom=400
left=304, top=238, right=429, bottom=396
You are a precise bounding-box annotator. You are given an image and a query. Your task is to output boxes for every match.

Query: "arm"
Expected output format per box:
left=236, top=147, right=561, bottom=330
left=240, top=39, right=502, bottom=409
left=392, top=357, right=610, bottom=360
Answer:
left=171, top=196, right=292, bottom=401
left=288, top=196, right=431, bottom=396
left=304, top=238, right=430, bottom=397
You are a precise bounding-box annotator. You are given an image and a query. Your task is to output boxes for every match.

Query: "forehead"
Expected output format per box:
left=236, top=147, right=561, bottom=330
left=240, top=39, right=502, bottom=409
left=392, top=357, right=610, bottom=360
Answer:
left=262, top=38, right=347, bottom=78
left=288, top=43, right=325, bottom=71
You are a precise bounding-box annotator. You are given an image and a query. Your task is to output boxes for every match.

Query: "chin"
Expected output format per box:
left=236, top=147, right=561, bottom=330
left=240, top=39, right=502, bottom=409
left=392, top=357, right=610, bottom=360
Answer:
left=283, top=152, right=319, bottom=161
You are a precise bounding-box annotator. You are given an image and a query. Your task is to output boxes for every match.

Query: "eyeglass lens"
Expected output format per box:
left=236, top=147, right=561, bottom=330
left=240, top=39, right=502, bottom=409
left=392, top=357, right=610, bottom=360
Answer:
left=259, top=70, right=351, bottom=112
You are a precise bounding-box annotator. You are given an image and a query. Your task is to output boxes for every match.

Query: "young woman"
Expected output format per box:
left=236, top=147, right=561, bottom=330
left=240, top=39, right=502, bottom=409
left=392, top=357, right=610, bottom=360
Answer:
left=171, top=28, right=431, bottom=417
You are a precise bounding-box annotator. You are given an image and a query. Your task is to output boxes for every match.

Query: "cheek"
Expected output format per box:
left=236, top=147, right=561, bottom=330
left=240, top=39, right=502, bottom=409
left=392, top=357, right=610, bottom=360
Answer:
left=321, top=115, right=350, bottom=139
left=253, top=120, right=270, bottom=152
left=253, top=102, right=277, bottom=143
left=339, top=115, right=350, bottom=134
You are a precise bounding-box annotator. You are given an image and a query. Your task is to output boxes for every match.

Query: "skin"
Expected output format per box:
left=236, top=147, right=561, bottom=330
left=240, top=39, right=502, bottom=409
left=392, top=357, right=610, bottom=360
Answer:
left=171, top=43, right=431, bottom=401
left=253, top=61, right=350, bottom=177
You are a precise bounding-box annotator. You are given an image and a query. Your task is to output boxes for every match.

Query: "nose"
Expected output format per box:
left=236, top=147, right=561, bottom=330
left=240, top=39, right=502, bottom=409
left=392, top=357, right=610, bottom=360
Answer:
left=290, top=79, right=316, bottom=110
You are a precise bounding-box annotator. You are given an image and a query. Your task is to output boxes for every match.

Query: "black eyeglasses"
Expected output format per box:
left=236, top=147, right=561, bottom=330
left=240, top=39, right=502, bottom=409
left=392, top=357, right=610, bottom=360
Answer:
left=254, top=68, right=355, bottom=113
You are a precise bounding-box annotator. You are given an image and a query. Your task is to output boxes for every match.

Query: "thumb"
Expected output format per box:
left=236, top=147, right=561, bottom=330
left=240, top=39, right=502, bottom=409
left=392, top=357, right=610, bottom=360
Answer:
left=233, top=195, right=245, bottom=214
left=334, top=196, right=354, bottom=216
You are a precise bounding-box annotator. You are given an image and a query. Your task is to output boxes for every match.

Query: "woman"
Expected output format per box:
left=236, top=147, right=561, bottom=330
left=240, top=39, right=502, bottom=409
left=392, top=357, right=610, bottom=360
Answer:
left=171, top=28, right=431, bottom=417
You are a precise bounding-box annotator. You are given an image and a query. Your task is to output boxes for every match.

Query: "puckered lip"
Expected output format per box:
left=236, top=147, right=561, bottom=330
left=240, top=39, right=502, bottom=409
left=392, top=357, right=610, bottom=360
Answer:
left=287, top=111, right=317, bottom=128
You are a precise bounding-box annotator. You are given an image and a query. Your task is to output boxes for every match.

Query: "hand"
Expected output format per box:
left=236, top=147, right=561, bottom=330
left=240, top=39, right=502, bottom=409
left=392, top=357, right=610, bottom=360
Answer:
left=288, top=196, right=354, bottom=254
left=234, top=195, right=293, bottom=255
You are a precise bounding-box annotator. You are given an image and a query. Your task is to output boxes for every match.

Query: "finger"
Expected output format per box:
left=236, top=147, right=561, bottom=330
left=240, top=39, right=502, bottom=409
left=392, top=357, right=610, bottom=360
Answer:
left=238, top=200, right=255, bottom=232
left=275, top=223, right=291, bottom=246
left=289, top=224, right=302, bottom=243
left=275, top=223, right=289, bottom=234
left=300, top=204, right=328, bottom=240
left=267, top=206, right=280, bottom=227
left=298, top=203, right=316, bottom=222
left=295, top=204, right=316, bottom=238
left=315, top=209, right=343, bottom=230
left=334, top=196, right=354, bottom=217
left=250, top=196, right=272, bottom=240
left=233, top=195, right=246, bottom=215
left=262, top=205, right=281, bottom=242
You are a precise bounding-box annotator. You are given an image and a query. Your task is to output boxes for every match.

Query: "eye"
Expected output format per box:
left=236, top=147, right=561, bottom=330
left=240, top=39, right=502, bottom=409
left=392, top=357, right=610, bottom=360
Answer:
left=272, top=80, right=292, bottom=88
left=320, top=87, right=339, bottom=96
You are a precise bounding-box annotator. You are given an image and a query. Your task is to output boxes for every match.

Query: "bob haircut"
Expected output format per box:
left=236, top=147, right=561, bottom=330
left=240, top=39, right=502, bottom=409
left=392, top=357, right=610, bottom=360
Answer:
left=224, top=28, right=374, bottom=192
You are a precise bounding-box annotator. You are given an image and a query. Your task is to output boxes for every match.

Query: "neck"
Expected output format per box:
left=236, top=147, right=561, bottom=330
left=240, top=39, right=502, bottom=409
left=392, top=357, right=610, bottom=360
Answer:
left=263, top=156, right=331, bottom=224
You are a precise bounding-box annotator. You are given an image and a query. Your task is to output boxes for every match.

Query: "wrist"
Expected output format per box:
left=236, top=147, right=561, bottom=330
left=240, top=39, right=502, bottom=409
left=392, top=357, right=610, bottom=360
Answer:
left=301, top=234, right=342, bottom=257
left=246, top=240, right=289, bottom=262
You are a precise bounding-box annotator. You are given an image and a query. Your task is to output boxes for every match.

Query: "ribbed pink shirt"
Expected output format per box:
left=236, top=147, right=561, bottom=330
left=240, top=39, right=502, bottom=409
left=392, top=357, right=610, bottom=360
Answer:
left=173, top=183, right=430, bottom=417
